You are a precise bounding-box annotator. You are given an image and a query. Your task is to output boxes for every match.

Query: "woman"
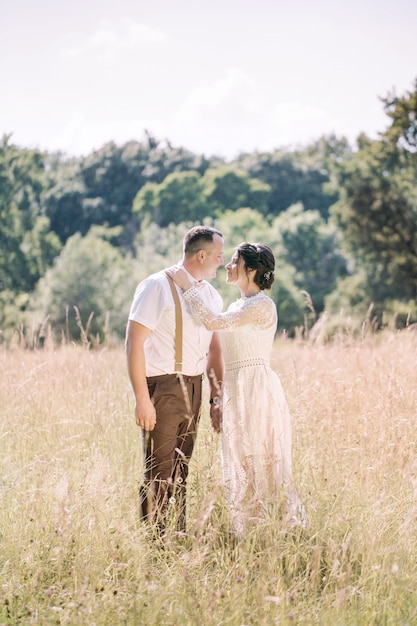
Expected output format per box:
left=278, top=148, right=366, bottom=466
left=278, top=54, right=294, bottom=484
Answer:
left=168, top=242, right=306, bottom=535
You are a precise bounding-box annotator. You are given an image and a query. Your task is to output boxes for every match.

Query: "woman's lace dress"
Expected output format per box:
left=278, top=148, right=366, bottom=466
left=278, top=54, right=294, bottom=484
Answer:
left=183, top=288, right=306, bottom=535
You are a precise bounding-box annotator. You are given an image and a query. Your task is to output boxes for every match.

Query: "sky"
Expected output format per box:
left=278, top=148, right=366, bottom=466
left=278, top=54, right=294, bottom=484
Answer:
left=1, top=0, right=416, bottom=160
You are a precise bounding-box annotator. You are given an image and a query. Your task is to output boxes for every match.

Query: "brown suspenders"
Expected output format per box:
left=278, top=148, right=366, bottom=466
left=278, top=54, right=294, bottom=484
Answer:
left=165, top=272, right=183, bottom=373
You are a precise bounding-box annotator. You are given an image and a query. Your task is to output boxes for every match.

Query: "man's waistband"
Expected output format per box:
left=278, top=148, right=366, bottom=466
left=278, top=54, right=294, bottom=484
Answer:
left=146, top=373, right=204, bottom=384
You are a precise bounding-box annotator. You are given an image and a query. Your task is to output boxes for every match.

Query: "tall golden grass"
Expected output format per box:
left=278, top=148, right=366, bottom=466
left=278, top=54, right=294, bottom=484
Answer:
left=1, top=332, right=417, bottom=625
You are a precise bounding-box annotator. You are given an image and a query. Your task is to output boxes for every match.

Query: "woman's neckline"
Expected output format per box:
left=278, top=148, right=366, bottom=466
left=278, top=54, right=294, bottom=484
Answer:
left=239, top=291, right=262, bottom=300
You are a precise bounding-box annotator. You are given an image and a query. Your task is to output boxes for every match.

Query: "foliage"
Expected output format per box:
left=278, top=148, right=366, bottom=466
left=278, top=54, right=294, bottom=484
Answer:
left=324, top=270, right=371, bottom=318
left=132, top=166, right=271, bottom=227
left=0, top=290, right=31, bottom=346
left=43, top=155, right=89, bottom=243
left=329, top=79, right=417, bottom=321
left=0, top=136, right=61, bottom=293
left=31, top=227, right=136, bottom=344
left=382, top=77, right=417, bottom=151
left=80, top=137, right=212, bottom=244
left=133, top=172, right=210, bottom=228
left=272, top=204, right=348, bottom=314
left=2, top=78, right=417, bottom=341
left=133, top=221, right=192, bottom=279
left=215, top=208, right=272, bottom=256
left=42, top=135, right=212, bottom=248
left=235, top=138, right=344, bottom=218
left=272, top=263, right=307, bottom=335
left=202, top=166, right=270, bottom=216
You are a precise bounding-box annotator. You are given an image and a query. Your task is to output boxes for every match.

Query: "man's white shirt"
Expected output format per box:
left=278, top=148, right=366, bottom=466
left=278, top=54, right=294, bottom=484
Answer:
left=128, top=266, right=223, bottom=376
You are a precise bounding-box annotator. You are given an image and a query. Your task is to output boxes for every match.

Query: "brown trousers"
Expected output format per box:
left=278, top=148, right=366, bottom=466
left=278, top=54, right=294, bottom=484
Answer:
left=139, top=373, right=203, bottom=532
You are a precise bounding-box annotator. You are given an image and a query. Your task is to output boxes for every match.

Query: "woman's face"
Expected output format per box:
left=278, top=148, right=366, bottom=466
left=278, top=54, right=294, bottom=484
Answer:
left=225, top=251, right=246, bottom=285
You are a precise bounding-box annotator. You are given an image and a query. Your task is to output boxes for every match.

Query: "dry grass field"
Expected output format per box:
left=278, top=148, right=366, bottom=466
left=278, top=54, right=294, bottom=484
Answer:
left=1, top=331, right=417, bottom=625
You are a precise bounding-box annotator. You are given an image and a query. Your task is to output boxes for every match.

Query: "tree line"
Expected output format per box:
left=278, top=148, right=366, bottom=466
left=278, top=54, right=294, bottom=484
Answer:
left=1, top=80, right=416, bottom=346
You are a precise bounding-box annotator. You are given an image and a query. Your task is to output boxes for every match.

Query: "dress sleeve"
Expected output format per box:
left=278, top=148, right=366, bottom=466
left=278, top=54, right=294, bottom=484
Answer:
left=182, top=286, right=275, bottom=330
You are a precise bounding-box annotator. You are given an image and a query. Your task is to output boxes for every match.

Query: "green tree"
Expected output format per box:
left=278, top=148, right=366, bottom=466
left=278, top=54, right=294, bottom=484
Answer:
left=330, top=122, right=417, bottom=317
left=132, top=167, right=270, bottom=227
left=202, top=166, right=270, bottom=216
left=133, top=221, right=191, bottom=278
left=132, top=182, right=159, bottom=227
left=79, top=137, right=212, bottom=245
left=133, top=171, right=210, bottom=227
left=382, top=78, right=417, bottom=151
left=236, top=143, right=342, bottom=218
left=32, top=227, right=135, bottom=344
left=272, top=263, right=307, bottom=336
left=216, top=208, right=271, bottom=261
left=272, top=204, right=347, bottom=314
left=0, top=136, right=61, bottom=294
left=43, top=156, right=87, bottom=242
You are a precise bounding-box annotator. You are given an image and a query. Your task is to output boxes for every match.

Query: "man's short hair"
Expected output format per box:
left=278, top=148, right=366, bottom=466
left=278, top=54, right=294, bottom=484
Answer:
left=183, top=226, right=223, bottom=256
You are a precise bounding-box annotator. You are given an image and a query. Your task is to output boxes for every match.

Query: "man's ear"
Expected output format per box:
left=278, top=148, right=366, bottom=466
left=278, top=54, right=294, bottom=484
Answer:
left=197, top=249, right=206, bottom=264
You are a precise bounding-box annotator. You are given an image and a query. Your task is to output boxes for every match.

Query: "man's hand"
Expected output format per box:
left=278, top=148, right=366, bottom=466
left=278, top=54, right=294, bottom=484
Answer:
left=135, top=397, right=157, bottom=431
left=210, top=403, right=222, bottom=434
left=166, top=266, right=193, bottom=291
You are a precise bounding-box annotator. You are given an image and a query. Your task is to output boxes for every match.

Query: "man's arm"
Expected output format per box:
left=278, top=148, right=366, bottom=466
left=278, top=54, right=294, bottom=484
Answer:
left=206, top=331, right=224, bottom=434
left=125, top=320, right=156, bottom=431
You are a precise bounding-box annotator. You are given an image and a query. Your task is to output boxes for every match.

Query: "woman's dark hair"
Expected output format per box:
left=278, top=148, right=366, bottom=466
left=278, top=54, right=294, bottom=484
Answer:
left=236, top=242, right=275, bottom=290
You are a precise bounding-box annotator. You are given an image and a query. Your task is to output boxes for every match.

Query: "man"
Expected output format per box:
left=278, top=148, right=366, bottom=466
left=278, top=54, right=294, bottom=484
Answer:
left=125, top=225, right=224, bottom=534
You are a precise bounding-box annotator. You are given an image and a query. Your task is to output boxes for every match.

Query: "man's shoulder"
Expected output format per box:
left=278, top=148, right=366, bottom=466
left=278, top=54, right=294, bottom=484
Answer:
left=138, top=270, right=169, bottom=288
left=130, top=271, right=171, bottom=319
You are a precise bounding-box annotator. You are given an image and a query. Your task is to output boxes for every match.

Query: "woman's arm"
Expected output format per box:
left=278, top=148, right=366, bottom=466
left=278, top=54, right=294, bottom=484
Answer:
left=166, top=266, right=275, bottom=330
left=185, top=285, right=275, bottom=330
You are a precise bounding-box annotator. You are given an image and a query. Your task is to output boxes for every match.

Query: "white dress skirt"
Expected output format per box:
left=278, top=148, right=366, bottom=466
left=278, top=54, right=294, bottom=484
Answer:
left=183, top=288, right=306, bottom=535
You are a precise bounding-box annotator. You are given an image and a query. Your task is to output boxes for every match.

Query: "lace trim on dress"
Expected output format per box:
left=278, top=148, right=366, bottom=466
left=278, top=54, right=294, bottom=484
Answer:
left=225, top=357, right=269, bottom=371
left=182, top=286, right=275, bottom=331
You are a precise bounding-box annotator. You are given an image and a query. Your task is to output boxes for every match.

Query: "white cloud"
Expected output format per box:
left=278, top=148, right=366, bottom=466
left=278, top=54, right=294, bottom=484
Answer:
left=175, top=67, right=264, bottom=126
left=272, top=101, right=325, bottom=125
left=266, top=100, right=333, bottom=146
left=65, top=18, right=169, bottom=59
left=165, top=68, right=269, bottom=157
left=169, top=71, right=339, bottom=157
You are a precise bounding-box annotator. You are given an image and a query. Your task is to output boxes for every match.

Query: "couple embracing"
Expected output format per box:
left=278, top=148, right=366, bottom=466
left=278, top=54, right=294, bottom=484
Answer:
left=126, top=225, right=306, bottom=537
